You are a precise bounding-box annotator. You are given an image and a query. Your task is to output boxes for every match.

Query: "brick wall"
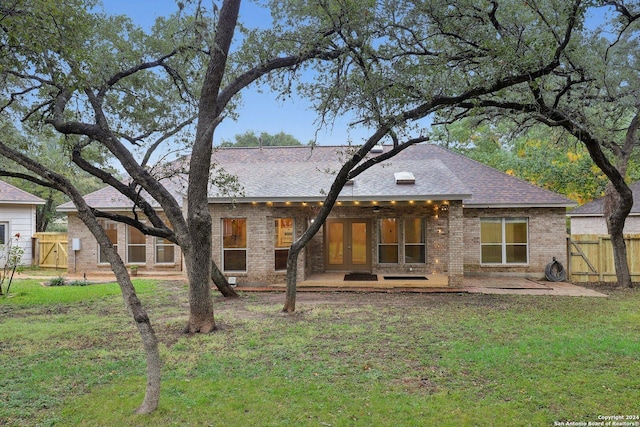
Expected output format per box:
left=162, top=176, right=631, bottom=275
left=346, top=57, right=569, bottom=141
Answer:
left=66, top=213, right=183, bottom=275
left=211, top=204, right=308, bottom=285
left=447, top=201, right=464, bottom=286
left=211, top=201, right=449, bottom=284
left=66, top=203, right=567, bottom=283
left=463, top=207, right=568, bottom=277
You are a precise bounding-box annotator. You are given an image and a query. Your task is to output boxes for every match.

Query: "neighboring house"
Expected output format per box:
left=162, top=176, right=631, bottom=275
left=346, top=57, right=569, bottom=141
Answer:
left=567, top=181, right=640, bottom=234
left=60, top=144, right=574, bottom=286
left=566, top=181, right=640, bottom=283
left=0, top=179, right=45, bottom=265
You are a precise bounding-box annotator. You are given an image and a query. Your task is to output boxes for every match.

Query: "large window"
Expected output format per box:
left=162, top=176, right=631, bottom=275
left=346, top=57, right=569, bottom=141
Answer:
left=378, top=218, right=398, bottom=263
left=0, top=222, right=7, bottom=245
left=155, top=237, right=175, bottom=264
left=223, top=218, right=247, bottom=271
left=404, top=218, right=426, bottom=263
left=481, top=218, right=528, bottom=264
left=274, top=218, right=293, bottom=271
left=98, top=219, right=118, bottom=264
left=127, top=226, right=146, bottom=264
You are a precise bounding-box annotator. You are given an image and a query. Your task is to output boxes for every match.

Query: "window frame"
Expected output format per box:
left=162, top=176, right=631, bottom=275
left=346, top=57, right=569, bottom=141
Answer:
left=480, top=217, right=529, bottom=265
left=98, top=219, right=118, bottom=264
left=274, top=218, right=294, bottom=271
left=154, top=236, right=175, bottom=265
left=222, top=218, right=247, bottom=272
left=404, top=218, right=426, bottom=264
left=0, top=222, right=7, bottom=245
left=377, top=218, right=399, bottom=264
left=126, top=225, right=147, bottom=264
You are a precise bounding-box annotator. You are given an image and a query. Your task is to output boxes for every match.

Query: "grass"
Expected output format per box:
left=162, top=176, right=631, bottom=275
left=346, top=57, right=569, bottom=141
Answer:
left=0, top=280, right=639, bottom=426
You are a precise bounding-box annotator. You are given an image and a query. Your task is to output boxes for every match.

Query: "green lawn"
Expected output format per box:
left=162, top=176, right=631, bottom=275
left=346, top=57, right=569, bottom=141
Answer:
left=1, top=279, right=638, bottom=426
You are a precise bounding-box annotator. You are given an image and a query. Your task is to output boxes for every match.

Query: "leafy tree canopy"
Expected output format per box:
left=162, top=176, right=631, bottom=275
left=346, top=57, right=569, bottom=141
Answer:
left=218, top=130, right=306, bottom=147
left=433, top=119, right=640, bottom=205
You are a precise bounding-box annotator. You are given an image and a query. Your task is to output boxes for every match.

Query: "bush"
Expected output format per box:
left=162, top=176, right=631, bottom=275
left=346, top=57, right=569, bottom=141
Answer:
left=48, top=277, right=66, bottom=287
left=68, top=280, right=89, bottom=286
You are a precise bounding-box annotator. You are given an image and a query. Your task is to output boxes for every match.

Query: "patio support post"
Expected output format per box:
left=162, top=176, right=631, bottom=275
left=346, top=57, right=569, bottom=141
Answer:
left=447, top=201, right=465, bottom=287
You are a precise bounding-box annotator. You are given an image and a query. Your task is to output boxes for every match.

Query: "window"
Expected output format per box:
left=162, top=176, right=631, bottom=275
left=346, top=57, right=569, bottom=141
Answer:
left=155, top=237, right=175, bottom=264
left=127, top=226, right=146, bottom=264
left=481, top=218, right=528, bottom=264
left=223, top=218, right=247, bottom=271
left=404, top=218, right=426, bottom=263
left=0, top=223, right=7, bottom=245
left=98, top=220, right=118, bottom=264
left=274, top=218, right=293, bottom=271
left=378, top=218, right=398, bottom=263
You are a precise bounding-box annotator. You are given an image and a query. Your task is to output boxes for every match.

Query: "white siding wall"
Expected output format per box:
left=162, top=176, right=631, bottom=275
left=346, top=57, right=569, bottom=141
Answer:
left=570, top=215, right=640, bottom=235
left=0, top=204, right=38, bottom=265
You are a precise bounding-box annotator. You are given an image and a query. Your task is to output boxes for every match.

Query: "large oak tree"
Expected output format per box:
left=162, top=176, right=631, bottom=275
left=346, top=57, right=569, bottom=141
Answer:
left=252, top=0, right=587, bottom=311
left=445, top=1, right=640, bottom=287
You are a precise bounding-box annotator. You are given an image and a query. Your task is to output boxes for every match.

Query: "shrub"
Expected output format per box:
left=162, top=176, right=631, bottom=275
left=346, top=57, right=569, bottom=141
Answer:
left=48, top=277, right=66, bottom=287
left=68, top=280, right=89, bottom=286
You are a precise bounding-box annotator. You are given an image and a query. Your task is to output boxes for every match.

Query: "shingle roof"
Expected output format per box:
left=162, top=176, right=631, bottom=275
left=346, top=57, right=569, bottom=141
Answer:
left=208, top=144, right=574, bottom=207
left=0, top=180, right=45, bottom=205
left=59, top=143, right=574, bottom=211
left=57, top=177, right=185, bottom=212
left=567, top=180, right=640, bottom=216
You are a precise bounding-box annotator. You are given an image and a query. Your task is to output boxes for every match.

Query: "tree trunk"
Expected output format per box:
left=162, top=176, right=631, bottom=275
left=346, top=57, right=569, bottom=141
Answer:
left=211, top=259, right=239, bottom=297
left=183, top=223, right=217, bottom=333
left=36, top=194, right=54, bottom=232
left=77, top=208, right=162, bottom=413
left=283, top=241, right=303, bottom=312
left=604, top=183, right=633, bottom=288
left=184, top=0, right=241, bottom=331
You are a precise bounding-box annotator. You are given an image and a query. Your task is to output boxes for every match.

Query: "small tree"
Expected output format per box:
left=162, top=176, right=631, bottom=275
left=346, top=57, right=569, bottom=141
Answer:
left=0, top=233, right=25, bottom=297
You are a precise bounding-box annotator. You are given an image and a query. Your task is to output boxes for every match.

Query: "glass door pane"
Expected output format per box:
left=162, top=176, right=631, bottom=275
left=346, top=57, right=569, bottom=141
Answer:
left=351, top=222, right=367, bottom=265
left=328, top=222, right=344, bottom=265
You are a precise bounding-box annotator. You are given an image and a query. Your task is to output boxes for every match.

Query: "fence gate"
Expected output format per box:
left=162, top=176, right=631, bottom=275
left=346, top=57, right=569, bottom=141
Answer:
left=569, top=234, right=640, bottom=283
left=34, top=232, right=68, bottom=269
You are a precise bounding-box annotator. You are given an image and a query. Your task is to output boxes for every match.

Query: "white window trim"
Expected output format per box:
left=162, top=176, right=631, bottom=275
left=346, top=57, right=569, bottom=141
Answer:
left=480, top=217, right=529, bottom=265
left=0, top=222, right=8, bottom=246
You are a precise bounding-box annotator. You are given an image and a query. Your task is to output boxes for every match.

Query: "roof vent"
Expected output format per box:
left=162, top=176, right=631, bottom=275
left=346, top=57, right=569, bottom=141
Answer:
left=371, top=144, right=384, bottom=153
left=394, top=171, right=415, bottom=185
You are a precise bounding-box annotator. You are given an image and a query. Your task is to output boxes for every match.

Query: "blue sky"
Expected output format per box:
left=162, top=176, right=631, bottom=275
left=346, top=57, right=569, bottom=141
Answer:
left=100, top=0, right=369, bottom=146
left=100, top=1, right=608, bottom=148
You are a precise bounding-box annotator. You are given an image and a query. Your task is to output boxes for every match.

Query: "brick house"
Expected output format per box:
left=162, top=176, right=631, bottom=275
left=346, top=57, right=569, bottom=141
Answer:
left=60, top=144, right=573, bottom=286
left=567, top=180, right=640, bottom=235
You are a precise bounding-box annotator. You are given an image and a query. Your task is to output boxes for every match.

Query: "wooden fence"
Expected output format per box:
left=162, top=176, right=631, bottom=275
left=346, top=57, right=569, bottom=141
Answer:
left=569, top=234, right=640, bottom=283
left=34, top=232, right=68, bottom=269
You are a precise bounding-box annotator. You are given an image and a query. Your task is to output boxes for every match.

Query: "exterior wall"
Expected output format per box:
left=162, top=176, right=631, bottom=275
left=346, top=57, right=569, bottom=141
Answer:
left=211, top=204, right=308, bottom=285
left=447, top=201, right=464, bottom=286
left=210, top=201, right=450, bottom=285
left=0, top=203, right=38, bottom=265
left=308, top=202, right=449, bottom=276
left=570, top=215, right=640, bottom=235
left=66, top=213, right=183, bottom=275
left=463, top=207, right=568, bottom=278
